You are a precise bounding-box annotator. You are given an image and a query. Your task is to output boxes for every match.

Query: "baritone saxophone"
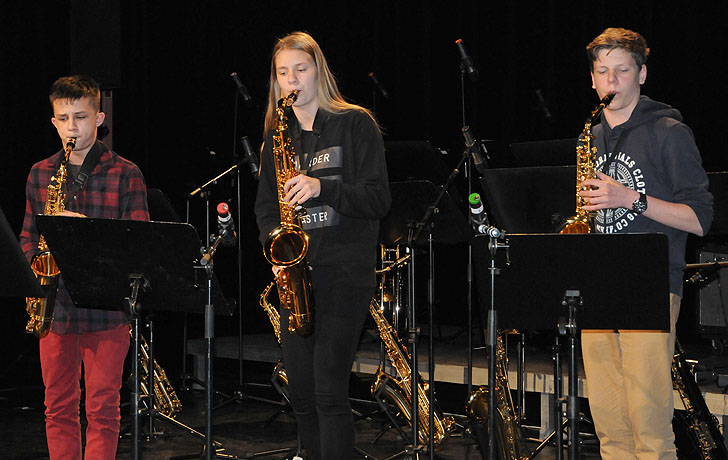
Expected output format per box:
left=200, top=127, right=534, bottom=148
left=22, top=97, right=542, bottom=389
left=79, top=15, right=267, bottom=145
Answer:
left=25, top=137, right=76, bottom=338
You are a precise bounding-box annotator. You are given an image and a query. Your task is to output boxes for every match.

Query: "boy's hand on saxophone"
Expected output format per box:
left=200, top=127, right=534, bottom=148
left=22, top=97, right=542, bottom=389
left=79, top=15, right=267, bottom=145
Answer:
left=57, top=210, right=86, bottom=218
left=580, top=171, right=638, bottom=211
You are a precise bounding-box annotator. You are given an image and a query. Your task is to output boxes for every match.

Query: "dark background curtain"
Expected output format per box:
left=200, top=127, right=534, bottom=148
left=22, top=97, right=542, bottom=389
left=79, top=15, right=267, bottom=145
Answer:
left=2, top=1, right=726, bottom=385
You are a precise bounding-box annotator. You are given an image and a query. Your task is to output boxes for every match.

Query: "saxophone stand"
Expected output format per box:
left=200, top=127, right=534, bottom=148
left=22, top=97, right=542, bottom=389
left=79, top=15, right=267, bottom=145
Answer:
left=34, top=216, right=238, bottom=460
left=472, top=233, right=671, bottom=460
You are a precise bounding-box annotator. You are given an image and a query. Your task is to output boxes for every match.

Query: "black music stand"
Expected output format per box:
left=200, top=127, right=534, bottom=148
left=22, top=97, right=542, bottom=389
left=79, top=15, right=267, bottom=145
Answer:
left=384, top=141, right=451, bottom=186
left=479, top=166, right=575, bottom=233
left=380, top=180, right=470, bottom=459
left=36, top=215, right=238, bottom=460
left=0, top=207, right=43, bottom=299
left=472, top=233, right=670, bottom=460
left=380, top=181, right=471, bottom=247
left=510, top=139, right=578, bottom=167
left=0, top=206, right=43, bottom=400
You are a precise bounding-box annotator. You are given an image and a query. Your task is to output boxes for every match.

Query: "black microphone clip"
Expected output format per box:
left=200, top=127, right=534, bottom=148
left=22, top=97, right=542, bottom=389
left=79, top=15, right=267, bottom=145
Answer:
left=462, top=126, right=489, bottom=173
left=240, top=136, right=259, bottom=180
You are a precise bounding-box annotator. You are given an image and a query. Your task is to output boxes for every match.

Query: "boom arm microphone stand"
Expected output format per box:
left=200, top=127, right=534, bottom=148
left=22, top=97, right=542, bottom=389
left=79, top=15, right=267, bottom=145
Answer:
left=404, top=146, right=471, bottom=460
left=212, top=71, right=262, bottom=408
left=456, top=37, right=483, bottom=402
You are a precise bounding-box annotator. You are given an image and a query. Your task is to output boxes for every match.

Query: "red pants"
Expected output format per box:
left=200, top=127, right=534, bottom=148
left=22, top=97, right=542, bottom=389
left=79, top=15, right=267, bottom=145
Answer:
left=39, top=324, right=130, bottom=460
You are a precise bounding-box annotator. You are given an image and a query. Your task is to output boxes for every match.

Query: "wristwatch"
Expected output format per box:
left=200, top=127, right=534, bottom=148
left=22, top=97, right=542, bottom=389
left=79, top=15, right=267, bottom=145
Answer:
left=632, top=192, right=648, bottom=214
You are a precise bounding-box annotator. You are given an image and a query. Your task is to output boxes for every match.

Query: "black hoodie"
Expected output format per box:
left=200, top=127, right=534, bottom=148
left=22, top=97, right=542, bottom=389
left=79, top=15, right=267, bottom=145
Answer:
left=592, top=95, right=713, bottom=295
left=255, top=108, right=391, bottom=269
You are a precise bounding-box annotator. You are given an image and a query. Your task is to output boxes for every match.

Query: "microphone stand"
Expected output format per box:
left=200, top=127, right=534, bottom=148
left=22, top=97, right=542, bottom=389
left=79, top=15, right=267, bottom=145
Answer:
left=405, top=145, right=471, bottom=460
left=460, top=57, right=475, bottom=402
left=179, top=187, right=215, bottom=392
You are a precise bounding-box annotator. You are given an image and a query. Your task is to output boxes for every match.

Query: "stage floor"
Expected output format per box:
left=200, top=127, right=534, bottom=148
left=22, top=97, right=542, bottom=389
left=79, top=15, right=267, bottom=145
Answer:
left=1, top=328, right=726, bottom=459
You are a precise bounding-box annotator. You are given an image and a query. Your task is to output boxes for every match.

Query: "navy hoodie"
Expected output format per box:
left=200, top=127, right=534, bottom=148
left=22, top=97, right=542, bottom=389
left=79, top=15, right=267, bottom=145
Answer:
left=592, top=96, right=713, bottom=295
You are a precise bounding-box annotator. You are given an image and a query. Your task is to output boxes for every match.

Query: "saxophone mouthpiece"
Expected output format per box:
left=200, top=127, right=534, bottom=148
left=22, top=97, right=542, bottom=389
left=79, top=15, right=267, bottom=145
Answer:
left=602, top=93, right=616, bottom=106
left=277, top=90, right=299, bottom=110
left=66, top=137, right=77, bottom=150
left=286, top=90, right=299, bottom=105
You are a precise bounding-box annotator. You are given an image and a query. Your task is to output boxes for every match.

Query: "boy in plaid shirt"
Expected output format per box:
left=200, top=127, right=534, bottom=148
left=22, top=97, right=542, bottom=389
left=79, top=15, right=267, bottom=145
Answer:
left=20, top=75, right=148, bottom=460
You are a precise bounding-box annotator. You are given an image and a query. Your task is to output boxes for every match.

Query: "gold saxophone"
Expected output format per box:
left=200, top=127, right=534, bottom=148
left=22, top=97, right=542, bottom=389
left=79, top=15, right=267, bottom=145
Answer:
left=137, top=331, right=182, bottom=417
left=369, top=297, right=455, bottom=447
left=672, top=340, right=728, bottom=460
left=260, top=282, right=288, bottom=389
left=25, top=137, right=76, bottom=338
left=465, top=333, right=526, bottom=460
left=261, top=90, right=314, bottom=336
left=559, top=93, right=615, bottom=234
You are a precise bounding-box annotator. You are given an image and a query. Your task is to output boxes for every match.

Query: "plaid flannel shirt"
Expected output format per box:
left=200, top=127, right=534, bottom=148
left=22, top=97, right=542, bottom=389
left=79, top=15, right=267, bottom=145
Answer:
left=20, top=140, right=149, bottom=334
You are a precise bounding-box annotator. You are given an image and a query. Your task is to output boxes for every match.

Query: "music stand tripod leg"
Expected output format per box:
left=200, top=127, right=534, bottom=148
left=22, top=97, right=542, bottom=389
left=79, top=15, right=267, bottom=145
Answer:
left=126, top=273, right=150, bottom=460
left=558, top=290, right=582, bottom=460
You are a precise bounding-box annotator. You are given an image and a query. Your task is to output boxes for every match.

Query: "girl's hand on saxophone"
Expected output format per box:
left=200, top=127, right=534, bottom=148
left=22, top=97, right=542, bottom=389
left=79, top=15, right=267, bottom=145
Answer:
left=581, top=171, right=639, bottom=211
left=284, top=175, right=320, bottom=207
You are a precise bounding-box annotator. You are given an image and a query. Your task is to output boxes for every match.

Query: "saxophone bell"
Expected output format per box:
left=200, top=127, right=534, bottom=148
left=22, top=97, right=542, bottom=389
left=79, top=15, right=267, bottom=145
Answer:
left=25, top=136, right=75, bottom=338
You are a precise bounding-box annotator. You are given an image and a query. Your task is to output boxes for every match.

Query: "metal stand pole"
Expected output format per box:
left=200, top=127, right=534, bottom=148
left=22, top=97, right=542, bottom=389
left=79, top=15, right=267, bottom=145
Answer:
left=559, top=290, right=582, bottom=460
left=486, top=232, right=509, bottom=460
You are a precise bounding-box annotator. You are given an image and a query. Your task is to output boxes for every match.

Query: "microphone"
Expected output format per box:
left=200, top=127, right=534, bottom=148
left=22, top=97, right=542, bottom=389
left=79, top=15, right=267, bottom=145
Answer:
left=469, top=193, right=505, bottom=238
left=455, top=38, right=479, bottom=82
left=217, top=202, right=237, bottom=247
left=368, top=72, right=390, bottom=99
left=230, top=72, right=252, bottom=103
left=240, top=136, right=259, bottom=180
left=535, top=89, right=553, bottom=120
left=462, top=126, right=489, bottom=173
left=469, top=193, right=489, bottom=233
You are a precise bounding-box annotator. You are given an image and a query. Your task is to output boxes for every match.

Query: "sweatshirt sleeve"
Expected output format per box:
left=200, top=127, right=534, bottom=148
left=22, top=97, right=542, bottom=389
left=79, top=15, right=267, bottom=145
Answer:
left=662, top=121, right=713, bottom=234
left=254, top=135, right=281, bottom=246
left=317, top=110, right=391, bottom=220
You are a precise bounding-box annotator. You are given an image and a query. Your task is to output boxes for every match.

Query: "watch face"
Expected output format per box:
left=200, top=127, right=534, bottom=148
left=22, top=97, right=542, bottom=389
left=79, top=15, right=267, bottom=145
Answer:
left=632, top=194, right=647, bottom=214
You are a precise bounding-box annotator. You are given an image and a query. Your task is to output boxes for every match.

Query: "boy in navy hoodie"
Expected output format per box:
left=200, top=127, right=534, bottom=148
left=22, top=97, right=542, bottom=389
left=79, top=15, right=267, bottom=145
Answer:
left=579, top=28, right=712, bottom=460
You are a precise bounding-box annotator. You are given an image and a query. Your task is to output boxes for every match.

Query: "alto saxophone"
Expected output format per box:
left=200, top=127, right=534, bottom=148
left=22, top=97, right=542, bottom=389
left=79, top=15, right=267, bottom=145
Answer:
left=465, top=333, right=526, bottom=460
left=260, top=90, right=314, bottom=336
left=26, top=137, right=76, bottom=338
left=559, top=93, right=615, bottom=234
left=369, top=297, right=455, bottom=447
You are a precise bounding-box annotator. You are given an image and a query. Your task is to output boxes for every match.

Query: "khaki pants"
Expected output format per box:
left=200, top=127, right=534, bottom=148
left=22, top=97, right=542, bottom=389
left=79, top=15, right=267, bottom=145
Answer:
left=581, top=294, right=680, bottom=460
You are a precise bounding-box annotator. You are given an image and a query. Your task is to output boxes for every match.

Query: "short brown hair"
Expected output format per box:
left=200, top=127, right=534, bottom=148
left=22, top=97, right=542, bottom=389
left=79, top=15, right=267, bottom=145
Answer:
left=49, top=75, right=101, bottom=111
left=586, top=28, right=650, bottom=71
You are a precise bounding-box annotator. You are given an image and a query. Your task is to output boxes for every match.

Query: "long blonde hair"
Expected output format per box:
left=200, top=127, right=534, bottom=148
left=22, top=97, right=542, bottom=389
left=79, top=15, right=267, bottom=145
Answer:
left=263, top=31, right=376, bottom=138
